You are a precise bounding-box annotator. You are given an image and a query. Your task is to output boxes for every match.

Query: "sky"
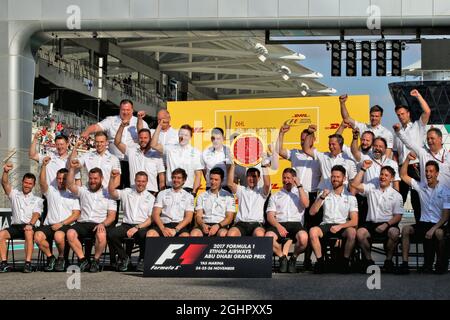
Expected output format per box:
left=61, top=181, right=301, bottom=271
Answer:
left=287, top=43, right=422, bottom=129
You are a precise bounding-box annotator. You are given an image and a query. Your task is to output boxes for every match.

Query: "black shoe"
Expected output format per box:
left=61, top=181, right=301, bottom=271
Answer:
left=382, top=260, right=394, bottom=273
left=78, top=259, right=90, bottom=272
left=118, top=256, right=130, bottom=272
left=288, top=256, right=297, bottom=273
left=339, top=259, right=351, bottom=274
left=23, top=262, right=33, bottom=273
left=395, top=262, right=410, bottom=275
left=136, top=259, right=145, bottom=272
left=418, top=264, right=433, bottom=274
left=54, top=258, right=66, bottom=272
left=434, top=263, right=448, bottom=275
left=313, top=260, right=325, bottom=274
left=303, top=259, right=312, bottom=271
left=0, top=261, right=11, bottom=273
left=360, top=259, right=375, bottom=273
left=89, top=259, right=100, bottom=273
left=279, top=256, right=288, bottom=273
left=44, top=255, right=56, bottom=272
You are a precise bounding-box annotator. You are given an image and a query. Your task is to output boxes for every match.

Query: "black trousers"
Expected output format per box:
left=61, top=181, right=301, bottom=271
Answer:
left=107, top=223, right=148, bottom=260
left=356, top=194, right=368, bottom=228
left=399, top=164, right=421, bottom=223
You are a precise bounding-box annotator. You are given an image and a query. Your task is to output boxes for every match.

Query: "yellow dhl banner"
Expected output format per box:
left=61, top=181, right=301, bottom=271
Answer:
left=168, top=95, right=369, bottom=192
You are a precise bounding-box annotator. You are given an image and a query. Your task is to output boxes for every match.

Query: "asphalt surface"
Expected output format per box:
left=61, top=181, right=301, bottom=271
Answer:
left=0, top=268, right=449, bottom=300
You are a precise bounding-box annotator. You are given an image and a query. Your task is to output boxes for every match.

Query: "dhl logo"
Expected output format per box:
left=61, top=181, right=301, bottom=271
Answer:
left=325, top=123, right=340, bottom=130
left=193, top=127, right=205, bottom=133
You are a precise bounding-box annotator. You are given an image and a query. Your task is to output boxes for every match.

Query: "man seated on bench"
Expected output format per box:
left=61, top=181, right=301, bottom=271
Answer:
left=108, top=170, right=154, bottom=272
left=146, top=168, right=194, bottom=238
left=0, top=164, right=43, bottom=273
left=309, top=165, right=358, bottom=274
left=398, top=156, right=449, bottom=274
left=190, top=168, right=235, bottom=237
left=66, top=161, right=117, bottom=273
left=226, top=161, right=271, bottom=237
left=351, top=161, right=404, bottom=273
left=265, top=168, right=309, bottom=273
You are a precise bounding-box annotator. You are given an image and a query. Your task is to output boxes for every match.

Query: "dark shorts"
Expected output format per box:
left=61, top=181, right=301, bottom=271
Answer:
left=150, top=223, right=190, bottom=237
left=192, top=223, right=229, bottom=236
left=266, top=222, right=305, bottom=243
left=68, top=222, right=111, bottom=240
left=232, top=221, right=265, bottom=236
left=304, top=192, right=323, bottom=229
left=360, top=222, right=399, bottom=242
left=412, top=222, right=443, bottom=241
left=5, top=224, right=35, bottom=239
left=35, top=224, right=71, bottom=241
left=318, top=223, right=347, bottom=239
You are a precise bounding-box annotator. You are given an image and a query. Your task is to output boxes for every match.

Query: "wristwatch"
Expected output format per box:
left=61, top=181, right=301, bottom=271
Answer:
left=297, top=184, right=303, bottom=189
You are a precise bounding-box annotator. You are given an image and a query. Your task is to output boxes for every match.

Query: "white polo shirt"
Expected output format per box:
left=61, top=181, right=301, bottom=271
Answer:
left=98, top=115, right=149, bottom=160
left=125, top=145, right=165, bottom=192
left=116, top=188, right=155, bottom=225
left=266, top=188, right=305, bottom=224
left=154, top=188, right=194, bottom=224
left=411, top=180, right=448, bottom=224
left=359, top=154, right=400, bottom=187
left=320, top=189, right=358, bottom=225
left=362, top=184, right=404, bottom=223
left=77, top=150, right=121, bottom=188
left=355, top=121, right=394, bottom=149
left=43, top=186, right=80, bottom=225
left=8, top=189, right=44, bottom=225
left=234, top=185, right=269, bottom=223
left=195, top=189, right=236, bottom=224
left=397, top=130, right=450, bottom=187
left=313, top=149, right=357, bottom=190
left=151, top=127, right=179, bottom=147
left=201, top=146, right=232, bottom=187
left=443, top=187, right=450, bottom=209
left=38, top=152, right=69, bottom=186
left=75, top=186, right=117, bottom=224
left=393, top=120, right=426, bottom=165
left=164, top=144, right=203, bottom=189
left=287, top=149, right=321, bottom=193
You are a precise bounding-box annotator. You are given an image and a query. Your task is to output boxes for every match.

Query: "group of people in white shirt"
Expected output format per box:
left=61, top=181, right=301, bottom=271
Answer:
left=0, top=91, right=449, bottom=275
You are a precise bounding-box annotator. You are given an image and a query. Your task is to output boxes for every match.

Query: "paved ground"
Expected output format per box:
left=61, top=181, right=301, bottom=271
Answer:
left=0, top=268, right=449, bottom=300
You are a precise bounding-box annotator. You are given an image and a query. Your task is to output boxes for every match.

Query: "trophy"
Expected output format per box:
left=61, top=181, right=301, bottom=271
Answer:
left=230, top=133, right=265, bottom=168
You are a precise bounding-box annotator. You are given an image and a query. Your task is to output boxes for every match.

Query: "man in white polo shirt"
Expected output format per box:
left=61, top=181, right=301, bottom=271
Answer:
left=277, top=124, right=322, bottom=270
left=265, top=168, right=309, bottom=273
left=144, top=109, right=179, bottom=147
left=226, top=160, right=271, bottom=237
left=191, top=168, right=235, bottom=237
left=115, top=119, right=165, bottom=195
left=394, top=125, right=449, bottom=188
left=81, top=99, right=149, bottom=188
left=398, top=156, right=449, bottom=274
left=66, top=160, right=117, bottom=273
left=34, top=158, right=81, bottom=272
left=303, top=125, right=357, bottom=191
left=72, top=131, right=121, bottom=189
left=351, top=162, right=404, bottom=273
left=0, top=165, right=43, bottom=273
left=309, top=165, right=358, bottom=274
left=29, top=133, right=70, bottom=185
left=108, top=170, right=154, bottom=272
left=147, top=168, right=194, bottom=238
left=151, top=122, right=203, bottom=196
left=393, top=89, right=431, bottom=223
left=340, top=94, right=394, bottom=158
left=202, top=128, right=232, bottom=191
left=352, top=136, right=401, bottom=191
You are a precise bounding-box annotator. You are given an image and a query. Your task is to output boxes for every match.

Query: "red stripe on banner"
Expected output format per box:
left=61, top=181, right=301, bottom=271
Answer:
left=179, top=244, right=208, bottom=265
left=244, top=137, right=249, bottom=164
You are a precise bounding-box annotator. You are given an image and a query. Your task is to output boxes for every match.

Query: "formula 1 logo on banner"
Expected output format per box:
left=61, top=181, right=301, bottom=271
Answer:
left=153, top=244, right=208, bottom=269
left=144, top=237, right=272, bottom=278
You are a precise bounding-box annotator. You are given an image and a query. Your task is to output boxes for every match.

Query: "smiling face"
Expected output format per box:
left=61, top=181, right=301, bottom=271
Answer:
left=425, top=164, right=439, bottom=186
left=94, top=134, right=108, bottom=154
left=55, top=137, right=69, bottom=156
left=370, top=111, right=382, bottom=127
left=330, top=170, right=345, bottom=189
left=379, top=169, right=393, bottom=188
left=120, top=102, right=133, bottom=121
left=171, top=173, right=186, bottom=189
left=395, top=107, right=411, bottom=126
left=22, top=178, right=35, bottom=195
left=134, top=174, right=148, bottom=193
left=88, top=172, right=102, bottom=192
left=56, top=172, right=67, bottom=190
left=427, top=131, right=443, bottom=152
left=360, top=132, right=373, bottom=151
left=282, top=172, right=295, bottom=191
left=372, top=138, right=386, bottom=159
left=328, top=137, right=342, bottom=155
left=138, top=131, right=151, bottom=150
left=246, top=170, right=260, bottom=188
left=178, top=129, right=192, bottom=146
left=209, top=173, right=222, bottom=192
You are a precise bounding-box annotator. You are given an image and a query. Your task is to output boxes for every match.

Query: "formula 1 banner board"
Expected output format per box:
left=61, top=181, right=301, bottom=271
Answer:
left=143, top=237, right=272, bottom=278
left=168, top=96, right=369, bottom=192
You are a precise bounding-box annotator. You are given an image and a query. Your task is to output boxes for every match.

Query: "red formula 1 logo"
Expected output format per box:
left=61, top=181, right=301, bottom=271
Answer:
left=154, top=244, right=208, bottom=266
